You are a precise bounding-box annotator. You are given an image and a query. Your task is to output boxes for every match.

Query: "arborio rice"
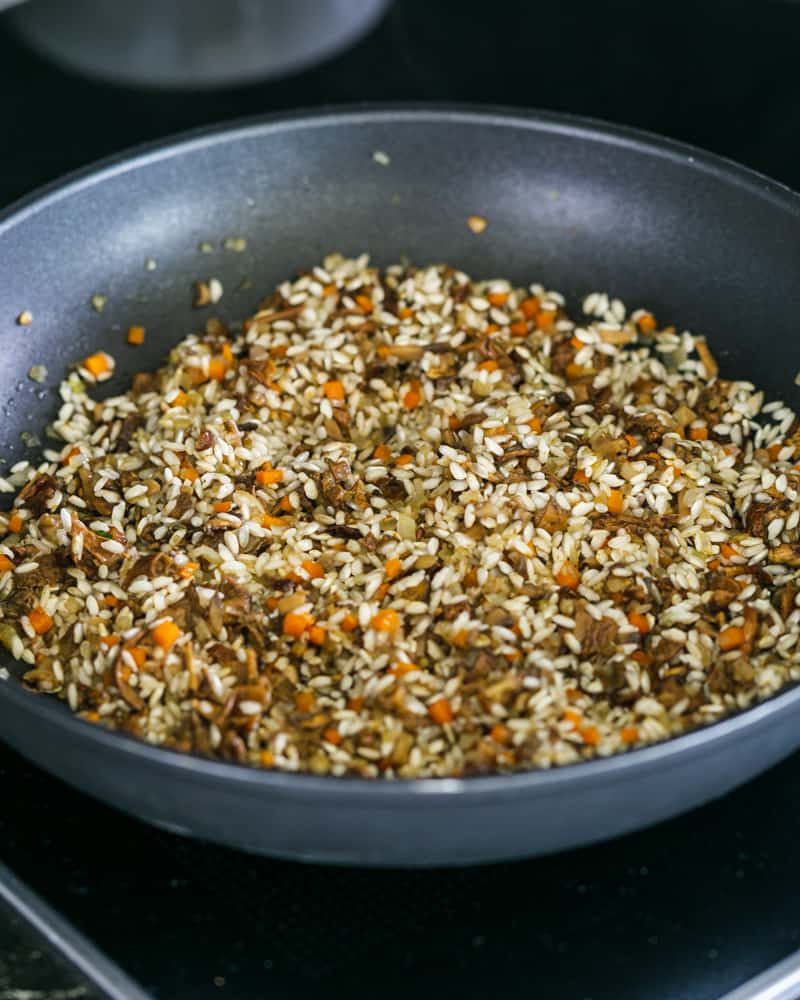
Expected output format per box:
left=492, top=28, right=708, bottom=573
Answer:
left=2, top=253, right=800, bottom=778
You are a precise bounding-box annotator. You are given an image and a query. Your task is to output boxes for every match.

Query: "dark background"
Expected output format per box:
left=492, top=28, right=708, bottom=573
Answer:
left=6, top=0, right=800, bottom=203
left=3, top=1, right=800, bottom=998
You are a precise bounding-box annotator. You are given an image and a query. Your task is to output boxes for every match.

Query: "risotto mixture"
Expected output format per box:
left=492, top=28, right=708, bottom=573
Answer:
left=2, top=254, right=800, bottom=778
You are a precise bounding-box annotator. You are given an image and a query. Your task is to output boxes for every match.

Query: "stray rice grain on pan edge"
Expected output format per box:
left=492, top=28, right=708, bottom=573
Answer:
left=2, top=254, right=800, bottom=778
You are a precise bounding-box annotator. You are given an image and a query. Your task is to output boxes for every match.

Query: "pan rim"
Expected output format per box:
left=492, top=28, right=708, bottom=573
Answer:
left=2, top=101, right=800, bottom=804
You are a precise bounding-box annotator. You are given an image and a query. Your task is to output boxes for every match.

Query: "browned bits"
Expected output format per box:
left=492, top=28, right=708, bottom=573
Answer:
left=3, top=254, right=800, bottom=779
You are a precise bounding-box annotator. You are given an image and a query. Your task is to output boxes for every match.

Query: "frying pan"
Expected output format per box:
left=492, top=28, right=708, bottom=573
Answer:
left=2, top=106, right=800, bottom=868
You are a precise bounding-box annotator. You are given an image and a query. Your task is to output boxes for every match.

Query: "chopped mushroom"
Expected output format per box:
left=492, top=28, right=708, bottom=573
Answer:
left=5, top=254, right=800, bottom=779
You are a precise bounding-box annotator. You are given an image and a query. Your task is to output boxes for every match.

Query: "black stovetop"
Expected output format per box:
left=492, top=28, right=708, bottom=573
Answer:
left=4, top=2, right=800, bottom=997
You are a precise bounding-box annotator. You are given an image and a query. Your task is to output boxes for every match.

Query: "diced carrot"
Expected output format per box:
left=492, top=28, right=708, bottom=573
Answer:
left=347, top=695, right=364, bottom=711
left=259, top=750, right=275, bottom=767
left=323, top=283, right=338, bottom=297
left=384, top=558, right=402, bottom=579
left=283, top=612, right=314, bottom=638
left=528, top=416, right=542, bottom=433
left=373, top=443, right=391, bottom=462
left=255, top=464, right=284, bottom=486
left=537, top=309, right=557, bottom=330
left=100, top=634, right=120, bottom=648
left=581, top=725, right=600, bottom=746
left=308, top=625, right=327, bottom=646
left=29, top=607, right=53, bottom=635
left=84, top=710, right=100, bottom=723
left=323, top=380, right=345, bottom=400
left=708, top=558, right=721, bottom=571
left=180, top=464, right=198, bottom=482
left=720, top=542, right=738, bottom=561
left=61, top=445, right=81, bottom=465
left=605, top=489, right=624, bottom=514
left=520, top=296, right=540, bottom=319
left=323, top=726, right=342, bottom=745
left=301, top=560, right=324, bottom=579
left=355, top=293, right=374, bottom=314
left=395, top=454, right=414, bottom=467
left=83, top=352, right=113, bottom=377
left=428, top=697, right=454, bottom=725
left=178, top=561, right=198, bottom=580
left=620, top=725, right=639, bottom=744
left=624, top=434, right=638, bottom=450
left=169, top=390, right=188, bottom=408
left=127, top=325, right=145, bottom=345
left=555, top=561, right=580, bottom=590
left=403, top=381, right=422, bottom=409
left=628, top=611, right=650, bottom=635
left=478, top=359, right=499, bottom=371
left=103, top=594, right=119, bottom=607
left=485, top=323, right=500, bottom=335
left=371, top=609, right=400, bottom=632
left=266, top=596, right=281, bottom=610
left=207, top=357, right=227, bottom=381
left=563, top=708, right=582, bottom=727
left=390, top=661, right=418, bottom=676
left=450, top=628, right=470, bottom=649
left=0, top=555, right=13, bottom=573
left=570, top=335, right=584, bottom=349
left=689, top=425, right=709, bottom=441
left=152, top=620, right=181, bottom=649
left=279, top=496, right=294, bottom=513
left=261, top=514, right=288, bottom=528
left=487, top=290, right=508, bottom=307
left=295, top=691, right=315, bottom=712
left=573, top=469, right=589, bottom=485
left=341, top=612, right=359, bottom=632
left=398, top=306, right=414, bottom=319
left=719, top=625, right=745, bottom=651
left=631, top=650, right=652, bottom=666
left=213, top=500, right=232, bottom=513
left=128, top=647, right=147, bottom=668
left=7, top=512, right=23, bottom=534
left=490, top=723, right=511, bottom=745
left=637, top=312, right=657, bottom=333
left=510, top=320, right=528, bottom=337
left=221, top=342, right=234, bottom=367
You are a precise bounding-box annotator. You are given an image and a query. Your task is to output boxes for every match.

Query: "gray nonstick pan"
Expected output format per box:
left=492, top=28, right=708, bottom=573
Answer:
left=2, top=106, right=800, bottom=868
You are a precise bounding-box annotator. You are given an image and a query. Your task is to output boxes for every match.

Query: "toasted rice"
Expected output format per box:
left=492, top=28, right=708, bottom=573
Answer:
left=2, top=253, right=800, bottom=778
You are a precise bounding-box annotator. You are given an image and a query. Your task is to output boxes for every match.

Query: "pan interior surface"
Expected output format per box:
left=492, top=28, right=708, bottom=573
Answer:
left=1, top=108, right=800, bottom=866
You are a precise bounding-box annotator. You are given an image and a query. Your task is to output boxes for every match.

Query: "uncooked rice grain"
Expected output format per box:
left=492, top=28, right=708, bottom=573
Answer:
left=3, top=254, right=800, bottom=778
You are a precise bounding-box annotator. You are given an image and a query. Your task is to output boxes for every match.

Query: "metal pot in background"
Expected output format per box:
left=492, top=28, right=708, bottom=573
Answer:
left=1, top=0, right=390, bottom=88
